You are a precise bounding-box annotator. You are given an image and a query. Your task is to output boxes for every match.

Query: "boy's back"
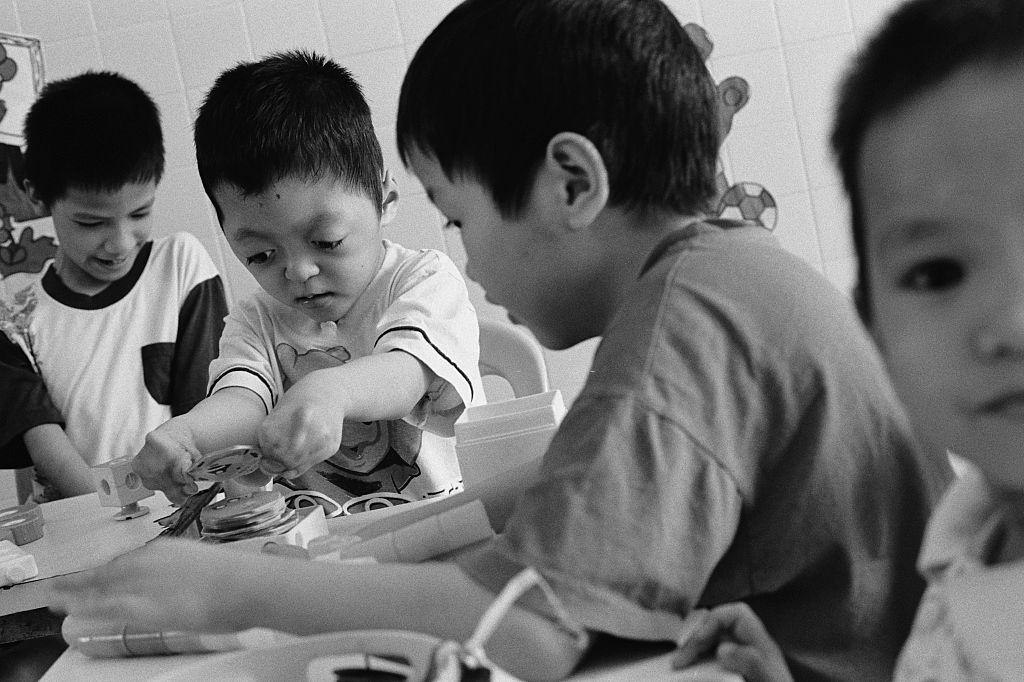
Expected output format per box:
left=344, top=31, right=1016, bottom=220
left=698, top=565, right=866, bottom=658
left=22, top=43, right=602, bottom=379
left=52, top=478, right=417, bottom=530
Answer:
left=459, top=221, right=951, bottom=679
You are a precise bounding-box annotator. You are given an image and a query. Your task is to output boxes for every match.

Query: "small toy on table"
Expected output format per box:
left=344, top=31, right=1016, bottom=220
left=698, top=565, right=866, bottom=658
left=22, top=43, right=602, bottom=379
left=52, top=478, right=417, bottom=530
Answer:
left=91, top=455, right=155, bottom=521
left=0, top=504, right=44, bottom=544
left=155, top=445, right=331, bottom=554
left=0, top=538, right=38, bottom=586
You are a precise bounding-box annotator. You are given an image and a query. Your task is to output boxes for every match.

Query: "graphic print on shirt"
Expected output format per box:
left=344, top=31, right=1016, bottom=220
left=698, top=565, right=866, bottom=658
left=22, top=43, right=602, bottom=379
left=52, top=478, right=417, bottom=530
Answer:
left=276, top=342, right=423, bottom=495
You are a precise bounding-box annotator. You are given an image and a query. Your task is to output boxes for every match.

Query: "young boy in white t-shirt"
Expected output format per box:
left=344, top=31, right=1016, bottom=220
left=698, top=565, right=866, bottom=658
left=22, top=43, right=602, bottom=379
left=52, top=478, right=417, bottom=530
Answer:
left=0, top=71, right=227, bottom=501
left=131, top=51, right=482, bottom=506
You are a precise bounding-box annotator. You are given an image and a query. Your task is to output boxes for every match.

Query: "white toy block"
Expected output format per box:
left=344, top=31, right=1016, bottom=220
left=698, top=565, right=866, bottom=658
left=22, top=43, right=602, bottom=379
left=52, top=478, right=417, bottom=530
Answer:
left=91, top=456, right=154, bottom=520
left=455, top=390, right=565, bottom=489
left=0, top=538, right=38, bottom=586
left=308, top=499, right=494, bottom=564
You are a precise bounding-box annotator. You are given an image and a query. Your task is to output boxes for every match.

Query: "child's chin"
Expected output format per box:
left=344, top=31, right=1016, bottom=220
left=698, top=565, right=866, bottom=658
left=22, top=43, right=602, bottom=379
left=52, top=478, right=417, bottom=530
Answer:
left=296, top=304, right=345, bottom=324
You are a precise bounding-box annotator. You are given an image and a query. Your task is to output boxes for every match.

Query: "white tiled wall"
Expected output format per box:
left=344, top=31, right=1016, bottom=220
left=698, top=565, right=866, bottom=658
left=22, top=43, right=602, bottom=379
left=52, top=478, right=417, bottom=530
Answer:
left=0, top=0, right=906, bottom=406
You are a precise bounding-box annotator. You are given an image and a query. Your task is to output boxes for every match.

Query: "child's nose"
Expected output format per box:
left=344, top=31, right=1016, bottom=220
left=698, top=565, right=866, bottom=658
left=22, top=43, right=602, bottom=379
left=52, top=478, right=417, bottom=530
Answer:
left=103, top=225, right=137, bottom=254
left=973, top=284, right=1024, bottom=361
left=284, top=256, right=319, bottom=282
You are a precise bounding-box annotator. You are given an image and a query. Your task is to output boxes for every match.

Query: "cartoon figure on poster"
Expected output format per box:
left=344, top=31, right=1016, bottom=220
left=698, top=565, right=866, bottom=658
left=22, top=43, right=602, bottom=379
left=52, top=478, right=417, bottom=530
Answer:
left=0, top=32, right=52, bottom=301
left=684, top=23, right=778, bottom=230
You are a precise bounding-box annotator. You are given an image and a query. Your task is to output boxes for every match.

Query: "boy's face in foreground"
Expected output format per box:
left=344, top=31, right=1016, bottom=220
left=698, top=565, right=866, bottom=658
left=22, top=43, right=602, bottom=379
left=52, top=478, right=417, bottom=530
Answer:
left=407, top=149, right=584, bottom=350
left=217, top=175, right=386, bottom=324
left=46, top=181, right=157, bottom=295
left=861, top=61, right=1024, bottom=491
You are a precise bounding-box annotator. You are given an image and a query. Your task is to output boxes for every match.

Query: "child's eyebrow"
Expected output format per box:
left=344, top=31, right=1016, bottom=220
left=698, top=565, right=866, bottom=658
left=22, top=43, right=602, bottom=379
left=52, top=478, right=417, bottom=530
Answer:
left=71, top=199, right=154, bottom=219
left=230, top=227, right=266, bottom=241
left=876, top=218, right=950, bottom=251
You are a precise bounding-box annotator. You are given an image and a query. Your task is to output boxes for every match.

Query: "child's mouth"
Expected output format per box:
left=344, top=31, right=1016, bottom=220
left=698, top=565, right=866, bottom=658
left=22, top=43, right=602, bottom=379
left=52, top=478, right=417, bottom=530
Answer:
left=94, top=256, right=129, bottom=269
left=296, top=292, right=332, bottom=307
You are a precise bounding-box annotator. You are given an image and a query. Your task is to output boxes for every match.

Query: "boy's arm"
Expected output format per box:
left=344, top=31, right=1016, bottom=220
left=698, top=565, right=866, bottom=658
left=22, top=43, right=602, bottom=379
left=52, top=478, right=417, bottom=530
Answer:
left=23, top=424, right=94, bottom=497
left=374, top=252, right=483, bottom=435
left=48, top=541, right=588, bottom=681
left=0, top=332, right=90, bottom=497
left=133, top=387, right=267, bottom=503
left=257, top=351, right=433, bottom=477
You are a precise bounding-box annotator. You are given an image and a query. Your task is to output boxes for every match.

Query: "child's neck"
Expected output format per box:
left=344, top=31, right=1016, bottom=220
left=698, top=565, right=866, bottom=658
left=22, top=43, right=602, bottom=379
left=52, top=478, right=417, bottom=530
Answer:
left=586, top=210, right=705, bottom=329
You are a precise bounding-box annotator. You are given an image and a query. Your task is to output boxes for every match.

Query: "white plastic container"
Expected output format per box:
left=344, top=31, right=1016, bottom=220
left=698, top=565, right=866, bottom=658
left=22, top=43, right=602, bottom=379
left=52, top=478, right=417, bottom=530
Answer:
left=455, top=390, right=566, bottom=489
left=0, top=538, right=38, bottom=586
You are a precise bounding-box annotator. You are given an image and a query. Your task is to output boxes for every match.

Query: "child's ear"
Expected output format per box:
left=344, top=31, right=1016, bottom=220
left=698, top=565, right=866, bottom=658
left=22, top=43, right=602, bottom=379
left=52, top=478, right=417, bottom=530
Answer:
left=380, top=169, right=399, bottom=226
left=542, top=132, right=609, bottom=230
left=22, top=179, right=46, bottom=212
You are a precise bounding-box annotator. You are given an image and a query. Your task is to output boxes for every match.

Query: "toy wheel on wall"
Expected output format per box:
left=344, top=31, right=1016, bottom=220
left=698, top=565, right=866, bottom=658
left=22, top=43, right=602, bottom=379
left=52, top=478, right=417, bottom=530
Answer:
left=716, top=182, right=778, bottom=231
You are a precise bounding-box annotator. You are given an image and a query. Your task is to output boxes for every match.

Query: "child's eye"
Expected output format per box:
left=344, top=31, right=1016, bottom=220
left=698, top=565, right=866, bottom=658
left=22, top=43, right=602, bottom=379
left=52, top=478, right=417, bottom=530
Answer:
left=898, top=258, right=964, bottom=291
left=130, top=211, right=151, bottom=221
left=246, top=250, right=273, bottom=266
left=74, top=220, right=103, bottom=228
left=443, top=220, right=462, bottom=230
left=314, top=239, right=343, bottom=250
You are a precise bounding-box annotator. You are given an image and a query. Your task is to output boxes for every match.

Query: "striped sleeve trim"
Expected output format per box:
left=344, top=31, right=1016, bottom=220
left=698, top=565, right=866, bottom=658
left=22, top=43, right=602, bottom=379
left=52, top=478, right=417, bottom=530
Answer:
left=375, top=325, right=474, bottom=402
left=207, top=367, right=274, bottom=414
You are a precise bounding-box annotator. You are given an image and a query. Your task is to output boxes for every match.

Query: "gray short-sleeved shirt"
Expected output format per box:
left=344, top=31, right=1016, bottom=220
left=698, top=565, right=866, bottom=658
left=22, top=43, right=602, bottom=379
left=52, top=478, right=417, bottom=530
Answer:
left=458, top=221, right=951, bottom=680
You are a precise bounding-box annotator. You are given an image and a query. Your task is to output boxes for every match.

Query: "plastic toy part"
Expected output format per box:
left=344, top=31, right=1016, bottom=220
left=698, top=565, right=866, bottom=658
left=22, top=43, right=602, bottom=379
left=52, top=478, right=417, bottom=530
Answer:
left=0, top=504, right=44, bottom=545
left=0, top=539, right=38, bottom=586
left=91, top=456, right=154, bottom=520
left=340, top=492, right=415, bottom=516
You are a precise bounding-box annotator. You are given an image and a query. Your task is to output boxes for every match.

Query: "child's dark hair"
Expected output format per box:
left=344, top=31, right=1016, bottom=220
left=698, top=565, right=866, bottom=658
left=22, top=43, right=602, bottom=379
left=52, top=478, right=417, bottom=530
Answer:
left=23, top=71, right=164, bottom=206
left=831, top=0, right=1024, bottom=322
left=194, top=50, right=384, bottom=220
left=396, top=0, right=719, bottom=219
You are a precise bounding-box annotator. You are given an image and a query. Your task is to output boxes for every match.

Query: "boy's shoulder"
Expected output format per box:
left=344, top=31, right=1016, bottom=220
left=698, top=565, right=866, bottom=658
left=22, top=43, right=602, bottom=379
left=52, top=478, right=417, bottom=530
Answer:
left=147, top=231, right=220, bottom=282
left=627, top=221, right=875, bottom=379
left=149, top=230, right=210, bottom=261
left=378, top=240, right=464, bottom=291
left=381, top=239, right=459, bottom=274
left=656, top=221, right=848, bottom=310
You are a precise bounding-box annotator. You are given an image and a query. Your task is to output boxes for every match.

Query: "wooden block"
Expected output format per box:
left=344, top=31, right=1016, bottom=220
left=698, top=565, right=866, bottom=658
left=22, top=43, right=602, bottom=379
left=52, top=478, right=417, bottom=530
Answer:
left=91, top=457, right=154, bottom=509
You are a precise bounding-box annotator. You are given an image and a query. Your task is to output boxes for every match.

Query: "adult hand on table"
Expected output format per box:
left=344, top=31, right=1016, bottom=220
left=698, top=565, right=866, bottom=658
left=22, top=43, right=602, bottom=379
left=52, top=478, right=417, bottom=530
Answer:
left=46, top=539, right=253, bottom=634
left=256, top=370, right=348, bottom=481
left=132, top=417, right=202, bottom=505
left=673, top=603, right=793, bottom=682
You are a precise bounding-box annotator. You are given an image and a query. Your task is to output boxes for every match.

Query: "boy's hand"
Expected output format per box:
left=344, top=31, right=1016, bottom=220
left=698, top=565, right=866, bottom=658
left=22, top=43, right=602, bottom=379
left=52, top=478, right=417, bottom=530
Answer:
left=132, top=418, right=202, bottom=505
left=46, top=539, right=248, bottom=633
left=673, top=603, right=793, bottom=682
left=256, top=371, right=348, bottom=478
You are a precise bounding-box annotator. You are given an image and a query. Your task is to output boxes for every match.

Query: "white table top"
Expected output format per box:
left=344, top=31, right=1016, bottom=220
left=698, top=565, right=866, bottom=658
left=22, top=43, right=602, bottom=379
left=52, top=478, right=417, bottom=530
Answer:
left=42, top=639, right=740, bottom=681
left=1, top=492, right=175, bottom=617
left=30, top=485, right=741, bottom=681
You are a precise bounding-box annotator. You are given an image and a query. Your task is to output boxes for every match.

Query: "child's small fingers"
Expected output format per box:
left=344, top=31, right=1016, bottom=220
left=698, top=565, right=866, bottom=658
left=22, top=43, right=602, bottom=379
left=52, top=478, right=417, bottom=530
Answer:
left=671, top=612, right=721, bottom=668
left=717, top=640, right=793, bottom=682
left=716, top=641, right=768, bottom=682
